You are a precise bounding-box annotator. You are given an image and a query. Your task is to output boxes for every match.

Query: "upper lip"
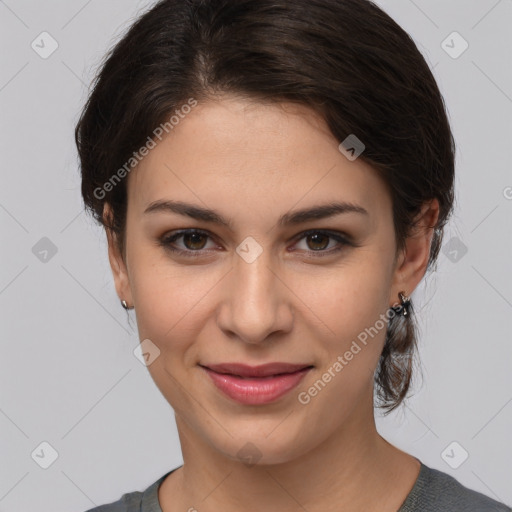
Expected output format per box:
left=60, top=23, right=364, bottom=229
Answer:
left=201, top=362, right=313, bottom=378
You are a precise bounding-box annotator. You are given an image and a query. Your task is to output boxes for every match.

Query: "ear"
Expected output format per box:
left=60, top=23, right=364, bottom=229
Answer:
left=389, top=198, right=440, bottom=307
left=103, top=203, right=133, bottom=308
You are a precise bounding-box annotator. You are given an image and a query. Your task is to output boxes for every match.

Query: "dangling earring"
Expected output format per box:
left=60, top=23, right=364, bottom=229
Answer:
left=397, top=290, right=411, bottom=317
left=121, top=299, right=133, bottom=310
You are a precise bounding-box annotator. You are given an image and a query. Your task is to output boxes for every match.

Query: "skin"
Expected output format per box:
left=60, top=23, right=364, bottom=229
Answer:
left=105, top=94, right=439, bottom=512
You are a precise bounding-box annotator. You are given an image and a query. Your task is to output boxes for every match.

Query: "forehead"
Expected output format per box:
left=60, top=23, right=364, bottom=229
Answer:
left=126, top=96, right=391, bottom=225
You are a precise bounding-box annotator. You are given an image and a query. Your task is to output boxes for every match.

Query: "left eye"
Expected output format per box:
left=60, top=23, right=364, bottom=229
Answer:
left=159, top=229, right=350, bottom=257
left=293, top=230, right=349, bottom=254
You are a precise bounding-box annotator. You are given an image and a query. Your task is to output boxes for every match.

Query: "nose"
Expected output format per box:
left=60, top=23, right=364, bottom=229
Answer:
left=216, top=247, right=294, bottom=345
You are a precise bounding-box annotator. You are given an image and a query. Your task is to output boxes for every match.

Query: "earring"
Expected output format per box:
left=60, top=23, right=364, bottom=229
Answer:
left=397, top=290, right=411, bottom=317
left=121, top=299, right=133, bottom=310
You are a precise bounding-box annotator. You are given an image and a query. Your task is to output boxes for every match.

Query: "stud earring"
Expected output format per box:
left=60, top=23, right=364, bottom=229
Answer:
left=121, top=299, right=133, bottom=310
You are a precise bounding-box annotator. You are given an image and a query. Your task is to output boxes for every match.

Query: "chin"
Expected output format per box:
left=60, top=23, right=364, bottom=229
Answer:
left=210, top=423, right=314, bottom=468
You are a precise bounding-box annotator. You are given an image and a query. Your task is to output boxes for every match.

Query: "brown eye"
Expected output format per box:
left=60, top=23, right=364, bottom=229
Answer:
left=182, top=232, right=208, bottom=250
left=159, top=229, right=216, bottom=256
left=293, top=229, right=352, bottom=257
left=305, top=233, right=330, bottom=251
left=159, top=228, right=352, bottom=259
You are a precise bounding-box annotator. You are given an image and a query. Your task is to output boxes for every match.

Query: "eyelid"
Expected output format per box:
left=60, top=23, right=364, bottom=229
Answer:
left=159, top=228, right=354, bottom=257
left=289, top=229, right=352, bottom=257
left=290, top=228, right=351, bottom=244
left=159, top=228, right=219, bottom=255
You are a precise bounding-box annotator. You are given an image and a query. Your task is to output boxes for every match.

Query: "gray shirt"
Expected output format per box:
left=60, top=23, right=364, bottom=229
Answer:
left=84, top=460, right=512, bottom=511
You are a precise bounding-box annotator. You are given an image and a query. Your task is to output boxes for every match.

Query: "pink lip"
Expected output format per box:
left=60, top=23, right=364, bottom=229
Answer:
left=200, top=362, right=313, bottom=405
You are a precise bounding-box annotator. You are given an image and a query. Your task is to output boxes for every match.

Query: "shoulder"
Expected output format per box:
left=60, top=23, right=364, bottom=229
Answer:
left=82, top=468, right=176, bottom=512
left=83, top=490, right=143, bottom=512
left=83, top=488, right=147, bottom=512
left=400, top=461, right=512, bottom=512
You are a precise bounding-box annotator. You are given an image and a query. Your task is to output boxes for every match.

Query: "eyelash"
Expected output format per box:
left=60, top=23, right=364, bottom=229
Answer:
left=158, top=228, right=353, bottom=258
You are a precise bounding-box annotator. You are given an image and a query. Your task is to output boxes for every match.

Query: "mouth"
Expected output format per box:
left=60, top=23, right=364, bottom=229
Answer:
left=199, top=362, right=314, bottom=405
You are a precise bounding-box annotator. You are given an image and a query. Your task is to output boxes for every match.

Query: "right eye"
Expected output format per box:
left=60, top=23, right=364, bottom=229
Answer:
left=158, top=229, right=218, bottom=257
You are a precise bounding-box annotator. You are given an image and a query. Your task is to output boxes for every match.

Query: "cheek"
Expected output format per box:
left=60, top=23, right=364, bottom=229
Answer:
left=297, top=257, right=392, bottom=339
left=294, top=271, right=391, bottom=427
left=129, top=264, right=212, bottom=409
left=129, top=256, right=218, bottom=354
left=292, top=255, right=392, bottom=399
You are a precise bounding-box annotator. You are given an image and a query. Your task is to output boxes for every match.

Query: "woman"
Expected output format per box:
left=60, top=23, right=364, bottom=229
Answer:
left=76, top=0, right=511, bottom=510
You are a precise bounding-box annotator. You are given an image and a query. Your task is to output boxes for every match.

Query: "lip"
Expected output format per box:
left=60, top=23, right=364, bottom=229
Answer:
left=200, top=362, right=313, bottom=405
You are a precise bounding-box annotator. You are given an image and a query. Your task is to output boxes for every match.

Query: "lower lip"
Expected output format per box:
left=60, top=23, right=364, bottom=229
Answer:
left=201, top=367, right=312, bottom=405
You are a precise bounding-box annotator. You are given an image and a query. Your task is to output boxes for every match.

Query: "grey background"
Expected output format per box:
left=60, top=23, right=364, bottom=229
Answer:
left=1, top=0, right=511, bottom=510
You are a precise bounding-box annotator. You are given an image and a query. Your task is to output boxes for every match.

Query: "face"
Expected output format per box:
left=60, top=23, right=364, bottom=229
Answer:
left=107, top=95, right=436, bottom=465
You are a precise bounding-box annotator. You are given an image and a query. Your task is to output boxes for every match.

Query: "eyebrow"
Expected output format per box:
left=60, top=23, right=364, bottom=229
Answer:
left=143, top=199, right=368, bottom=229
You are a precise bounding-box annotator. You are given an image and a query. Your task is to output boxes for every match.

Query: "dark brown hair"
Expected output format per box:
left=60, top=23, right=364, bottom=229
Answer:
left=75, top=0, right=456, bottom=413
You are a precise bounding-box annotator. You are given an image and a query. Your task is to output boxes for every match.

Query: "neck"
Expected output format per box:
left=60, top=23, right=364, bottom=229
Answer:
left=160, top=397, right=420, bottom=512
